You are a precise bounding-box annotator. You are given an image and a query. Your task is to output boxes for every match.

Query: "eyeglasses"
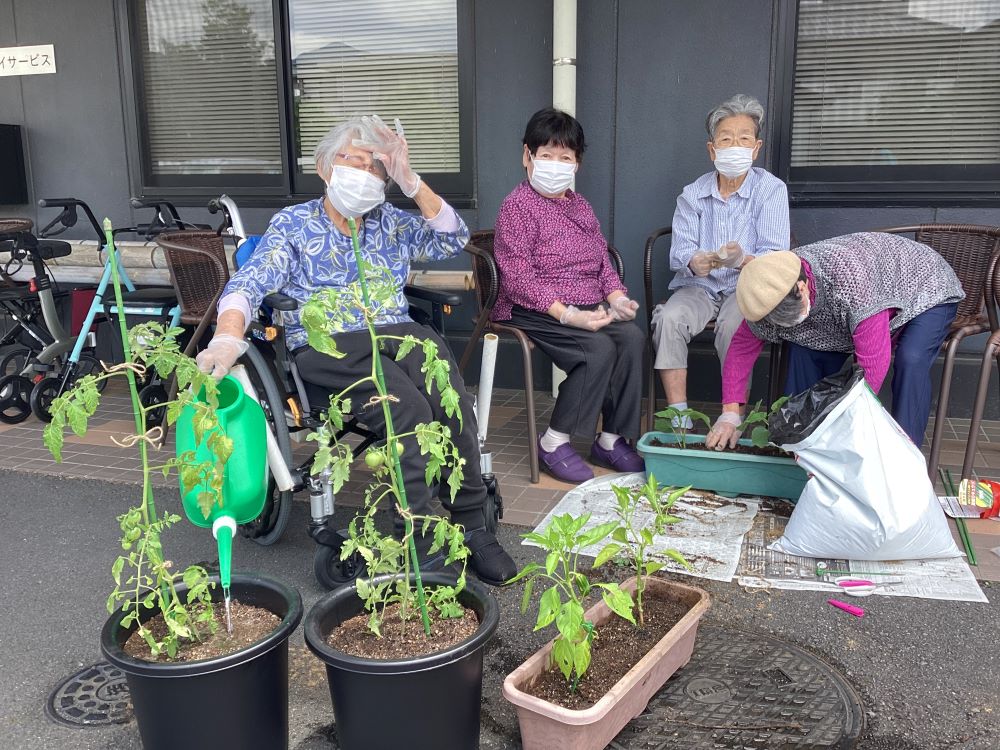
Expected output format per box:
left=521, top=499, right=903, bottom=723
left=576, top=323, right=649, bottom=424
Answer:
left=334, top=152, right=388, bottom=179
left=713, top=134, right=758, bottom=148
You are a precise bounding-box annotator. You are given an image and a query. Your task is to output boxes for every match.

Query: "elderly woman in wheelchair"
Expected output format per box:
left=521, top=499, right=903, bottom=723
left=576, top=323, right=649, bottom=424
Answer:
left=196, top=115, right=516, bottom=587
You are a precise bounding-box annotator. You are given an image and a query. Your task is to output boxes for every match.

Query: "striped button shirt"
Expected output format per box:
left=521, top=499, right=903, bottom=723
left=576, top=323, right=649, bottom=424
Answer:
left=668, top=167, right=790, bottom=296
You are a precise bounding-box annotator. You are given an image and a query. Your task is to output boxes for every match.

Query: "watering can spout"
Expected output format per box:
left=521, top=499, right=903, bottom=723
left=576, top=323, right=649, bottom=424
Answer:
left=213, top=516, right=237, bottom=593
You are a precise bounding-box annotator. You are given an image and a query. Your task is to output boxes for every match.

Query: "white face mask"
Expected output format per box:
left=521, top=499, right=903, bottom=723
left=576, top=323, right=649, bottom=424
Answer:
left=325, top=164, right=386, bottom=219
left=713, top=146, right=755, bottom=179
left=529, top=157, right=576, bottom=195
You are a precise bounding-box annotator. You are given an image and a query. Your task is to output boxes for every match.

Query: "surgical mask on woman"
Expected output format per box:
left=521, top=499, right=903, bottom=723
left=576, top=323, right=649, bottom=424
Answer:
left=325, top=165, right=386, bottom=219
left=713, top=146, right=755, bottom=179
left=529, top=157, right=576, bottom=195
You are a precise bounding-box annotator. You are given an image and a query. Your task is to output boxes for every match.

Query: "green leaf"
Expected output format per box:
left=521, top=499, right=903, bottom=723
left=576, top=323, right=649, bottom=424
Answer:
left=544, top=551, right=560, bottom=576
left=555, top=599, right=585, bottom=642
left=593, top=542, right=622, bottom=569
left=520, top=577, right=535, bottom=615
left=573, top=637, right=592, bottom=680
left=535, top=586, right=560, bottom=630
left=664, top=548, right=693, bottom=570
left=580, top=520, right=619, bottom=548
left=598, top=583, right=636, bottom=624
left=551, top=637, right=575, bottom=682
left=751, top=425, right=769, bottom=448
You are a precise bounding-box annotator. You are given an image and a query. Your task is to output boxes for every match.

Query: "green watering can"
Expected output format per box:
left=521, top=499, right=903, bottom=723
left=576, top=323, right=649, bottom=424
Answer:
left=175, top=372, right=268, bottom=607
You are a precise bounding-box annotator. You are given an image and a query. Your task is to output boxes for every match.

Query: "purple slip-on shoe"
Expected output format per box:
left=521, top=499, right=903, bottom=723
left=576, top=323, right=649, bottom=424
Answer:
left=538, top=439, right=595, bottom=483
left=590, top=437, right=646, bottom=473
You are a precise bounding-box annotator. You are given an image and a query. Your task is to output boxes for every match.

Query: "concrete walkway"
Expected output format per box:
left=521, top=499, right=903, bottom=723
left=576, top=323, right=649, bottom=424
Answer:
left=1, top=469, right=997, bottom=749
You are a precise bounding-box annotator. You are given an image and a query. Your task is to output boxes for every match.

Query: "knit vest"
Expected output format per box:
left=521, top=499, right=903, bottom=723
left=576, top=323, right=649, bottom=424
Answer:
left=748, top=232, right=965, bottom=352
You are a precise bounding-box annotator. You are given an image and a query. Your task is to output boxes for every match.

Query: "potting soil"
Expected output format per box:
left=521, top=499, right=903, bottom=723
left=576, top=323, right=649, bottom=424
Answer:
left=648, top=437, right=791, bottom=458
left=326, top=603, right=479, bottom=660
left=522, top=589, right=690, bottom=710
left=122, top=601, right=279, bottom=662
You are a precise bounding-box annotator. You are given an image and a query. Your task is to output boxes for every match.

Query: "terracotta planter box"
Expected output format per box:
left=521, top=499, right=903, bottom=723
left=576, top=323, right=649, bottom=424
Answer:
left=502, top=576, right=710, bottom=750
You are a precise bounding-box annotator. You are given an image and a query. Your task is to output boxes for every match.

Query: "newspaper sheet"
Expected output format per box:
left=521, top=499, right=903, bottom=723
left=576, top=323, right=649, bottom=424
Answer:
left=523, top=472, right=759, bottom=582
left=737, top=514, right=987, bottom=603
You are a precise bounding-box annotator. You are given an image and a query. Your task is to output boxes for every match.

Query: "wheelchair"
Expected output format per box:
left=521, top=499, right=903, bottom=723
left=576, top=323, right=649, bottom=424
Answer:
left=160, top=196, right=503, bottom=589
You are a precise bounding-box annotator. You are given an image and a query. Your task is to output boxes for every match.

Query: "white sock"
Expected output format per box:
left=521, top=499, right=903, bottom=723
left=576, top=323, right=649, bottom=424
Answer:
left=540, top=427, right=570, bottom=453
left=668, top=401, right=694, bottom=430
left=597, top=431, right=621, bottom=450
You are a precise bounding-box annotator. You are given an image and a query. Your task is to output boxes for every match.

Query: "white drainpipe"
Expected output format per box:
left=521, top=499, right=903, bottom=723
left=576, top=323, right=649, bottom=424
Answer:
left=551, top=0, right=577, bottom=397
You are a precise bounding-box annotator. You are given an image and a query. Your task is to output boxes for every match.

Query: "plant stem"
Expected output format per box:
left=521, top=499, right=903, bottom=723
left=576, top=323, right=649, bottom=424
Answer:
left=347, top=217, right=430, bottom=636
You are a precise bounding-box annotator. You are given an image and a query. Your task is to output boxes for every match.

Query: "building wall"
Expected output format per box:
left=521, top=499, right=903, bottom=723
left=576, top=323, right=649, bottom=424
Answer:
left=2, top=0, right=999, bottom=411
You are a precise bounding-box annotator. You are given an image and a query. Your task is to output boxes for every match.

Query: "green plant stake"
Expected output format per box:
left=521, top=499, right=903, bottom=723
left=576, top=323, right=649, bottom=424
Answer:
left=175, top=374, right=268, bottom=630
left=347, top=216, right=429, bottom=634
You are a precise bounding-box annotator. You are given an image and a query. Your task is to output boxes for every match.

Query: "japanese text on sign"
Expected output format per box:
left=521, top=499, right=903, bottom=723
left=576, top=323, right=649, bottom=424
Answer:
left=0, top=45, right=56, bottom=76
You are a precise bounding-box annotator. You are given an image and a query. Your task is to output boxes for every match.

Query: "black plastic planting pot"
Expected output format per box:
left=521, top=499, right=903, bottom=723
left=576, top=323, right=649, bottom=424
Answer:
left=304, top=571, right=500, bottom=750
left=101, top=573, right=302, bottom=750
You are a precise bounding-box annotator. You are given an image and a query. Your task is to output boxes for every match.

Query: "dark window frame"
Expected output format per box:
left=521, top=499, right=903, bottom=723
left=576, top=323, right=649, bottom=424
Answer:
left=115, top=0, right=476, bottom=209
left=771, top=0, right=1000, bottom=208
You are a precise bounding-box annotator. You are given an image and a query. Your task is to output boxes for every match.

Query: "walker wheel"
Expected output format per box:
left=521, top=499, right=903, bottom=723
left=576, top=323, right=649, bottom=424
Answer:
left=0, top=347, right=31, bottom=377
left=0, top=374, right=33, bottom=423
left=29, top=376, right=62, bottom=422
left=313, top=542, right=364, bottom=590
left=138, top=383, right=168, bottom=427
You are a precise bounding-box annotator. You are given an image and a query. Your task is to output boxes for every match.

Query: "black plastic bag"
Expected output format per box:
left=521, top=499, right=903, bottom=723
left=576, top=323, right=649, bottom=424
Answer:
left=767, top=365, right=865, bottom=445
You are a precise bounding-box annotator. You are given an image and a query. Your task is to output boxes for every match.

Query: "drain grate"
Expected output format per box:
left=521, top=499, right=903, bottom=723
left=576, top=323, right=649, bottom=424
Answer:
left=45, top=662, right=132, bottom=727
left=610, top=625, right=863, bottom=749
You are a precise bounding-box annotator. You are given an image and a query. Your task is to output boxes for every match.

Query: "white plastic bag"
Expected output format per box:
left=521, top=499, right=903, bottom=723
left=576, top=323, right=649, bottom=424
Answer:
left=770, top=373, right=959, bottom=560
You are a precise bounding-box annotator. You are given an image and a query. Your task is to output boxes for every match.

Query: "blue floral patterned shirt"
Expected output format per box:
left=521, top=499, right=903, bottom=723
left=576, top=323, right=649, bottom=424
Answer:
left=222, top=198, right=470, bottom=350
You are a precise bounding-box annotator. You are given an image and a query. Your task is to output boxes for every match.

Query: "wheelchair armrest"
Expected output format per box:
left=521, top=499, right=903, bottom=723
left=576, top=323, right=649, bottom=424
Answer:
left=404, top=284, right=463, bottom=308
left=264, top=292, right=299, bottom=311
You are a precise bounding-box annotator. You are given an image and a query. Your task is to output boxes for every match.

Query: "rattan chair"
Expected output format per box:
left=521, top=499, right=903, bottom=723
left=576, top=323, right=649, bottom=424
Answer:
left=880, top=224, right=1000, bottom=479
left=459, top=229, right=626, bottom=484
left=156, top=230, right=232, bottom=357
left=961, top=254, right=1000, bottom=479
left=642, top=226, right=786, bottom=432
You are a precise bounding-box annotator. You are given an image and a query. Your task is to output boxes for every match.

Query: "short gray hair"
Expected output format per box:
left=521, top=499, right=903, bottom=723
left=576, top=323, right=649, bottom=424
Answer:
left=705, top=94, right=765, bottom=139
left=765, top=270, right=809, bottom=327
left=313, top=116, right=388, bottom=179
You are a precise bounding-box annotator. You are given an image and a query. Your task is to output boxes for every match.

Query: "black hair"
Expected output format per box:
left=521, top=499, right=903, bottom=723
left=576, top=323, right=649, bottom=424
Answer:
left=522, top=108, right=586, bottom=160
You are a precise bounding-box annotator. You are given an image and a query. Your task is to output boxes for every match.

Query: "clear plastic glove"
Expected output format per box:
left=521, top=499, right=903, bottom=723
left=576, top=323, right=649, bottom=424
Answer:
left=559, top=305, right=613, bottom=332
left=705, top=411, right=742, bottom=450
left=196, top=333, right=249, bottom=380
left=689, top=251, right=714, bottom=277
left=352, top=115, right=421, bottom=198
left=609, top=295, right=639, bottom=322
left=713, top=241, right=745, bottom=269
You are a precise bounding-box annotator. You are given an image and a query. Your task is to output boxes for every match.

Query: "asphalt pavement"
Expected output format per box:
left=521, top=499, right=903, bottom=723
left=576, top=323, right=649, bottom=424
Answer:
left=0, top=469, right=997, bottom=749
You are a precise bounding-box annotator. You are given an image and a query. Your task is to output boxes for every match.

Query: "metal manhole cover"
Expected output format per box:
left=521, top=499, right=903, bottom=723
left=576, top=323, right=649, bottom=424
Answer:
left=610, top=625, right=863, bottom=749
left=45, top=662, right=132, bottom=727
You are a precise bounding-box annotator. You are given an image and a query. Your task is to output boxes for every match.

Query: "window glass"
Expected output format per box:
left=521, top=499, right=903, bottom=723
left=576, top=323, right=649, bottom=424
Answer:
left=288, top=0, right=460, bottom=174
left=791, top=0, right=1000, bottom=168
left=136, top=0, right=282, bottom=175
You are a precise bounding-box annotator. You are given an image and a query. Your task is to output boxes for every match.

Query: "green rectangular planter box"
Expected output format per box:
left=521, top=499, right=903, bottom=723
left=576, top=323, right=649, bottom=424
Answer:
left=636, top=431, right=808, bottom=501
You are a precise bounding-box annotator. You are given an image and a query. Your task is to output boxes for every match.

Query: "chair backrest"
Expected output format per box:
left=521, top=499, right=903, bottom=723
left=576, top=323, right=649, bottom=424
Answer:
left=882, top=224, right=1000, bottom=327
left=157, top=230, right=231, bottom=325
left=642, top=226, right=673, bottom=329
left=465, top=229, right=626, bottom=319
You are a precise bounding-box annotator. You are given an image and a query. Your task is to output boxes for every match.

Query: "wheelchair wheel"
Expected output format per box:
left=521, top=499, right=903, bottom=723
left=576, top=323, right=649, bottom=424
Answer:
left=1, top=347, right=31, bottom=377
left=313, top=542, right=364, bottom=590
left=77, top=354, right=109, bottom=393
left=483, top=473, right=503, bottom=535
left=238, top=344, right=294, bottom=546
left=0, top=374, right=33, bottom=423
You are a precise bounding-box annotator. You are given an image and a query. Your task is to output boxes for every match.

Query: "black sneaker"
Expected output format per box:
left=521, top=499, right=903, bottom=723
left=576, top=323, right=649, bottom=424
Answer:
left=464, top=528, right=516, bottom=586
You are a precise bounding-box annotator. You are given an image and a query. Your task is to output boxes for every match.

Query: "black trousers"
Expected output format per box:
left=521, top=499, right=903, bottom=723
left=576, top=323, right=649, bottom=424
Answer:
left=508, top=305, right=645, bottom=440
left=293, top=322, right=488, bottom=536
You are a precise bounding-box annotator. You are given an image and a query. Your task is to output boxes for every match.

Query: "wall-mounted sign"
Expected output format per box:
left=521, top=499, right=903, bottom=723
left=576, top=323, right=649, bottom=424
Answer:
left=0, top=44, right=56, bottom=76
